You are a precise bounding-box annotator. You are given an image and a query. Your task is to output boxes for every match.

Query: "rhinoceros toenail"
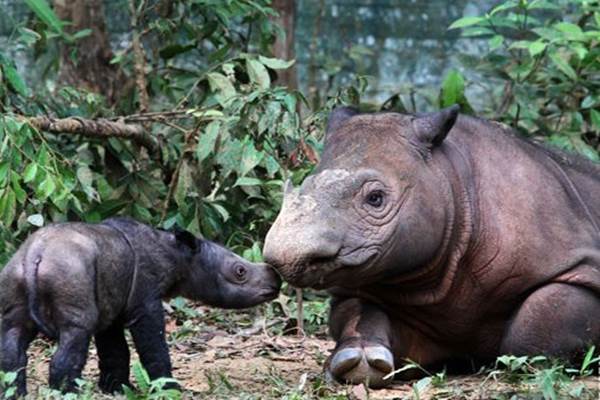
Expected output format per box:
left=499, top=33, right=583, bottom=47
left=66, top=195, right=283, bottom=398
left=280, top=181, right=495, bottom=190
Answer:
left=331, top=348, right=363, bottom=375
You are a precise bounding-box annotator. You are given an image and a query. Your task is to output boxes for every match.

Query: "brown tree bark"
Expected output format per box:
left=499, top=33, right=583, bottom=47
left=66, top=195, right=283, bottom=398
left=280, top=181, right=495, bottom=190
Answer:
left=270, top=0, right=298, bottom=90
left=53, top=0, right=126, bottom=104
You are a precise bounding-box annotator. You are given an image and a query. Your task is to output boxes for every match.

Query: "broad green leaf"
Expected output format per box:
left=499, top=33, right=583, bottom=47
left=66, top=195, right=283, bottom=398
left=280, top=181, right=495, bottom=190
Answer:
left=72, top=28, right=92, bottom=40
left=0, top=161, right=9, bottom=184
left=23, top=163, right=38, bottom=183
left=234, top=177, right=262, bottom=187
left=246, top=58, right=270, bottom=89
left=448, top=16, right=484, bottom=30
left=11, top=172, right=26, bottom=204
left=27, top=214, right=44, bottom=227
left=210, top=203, right=230, bottom=222
left=258, top=55, right=295, bottom=69
left=549, top=52, right=577, bottom=80
left=24, top=0, right=64, bottom=34
left=554, top=22, right=584, bottom=39
left=196, top=121, right=220, bottom=162
left=528, top=41, right=546, bottom=57
left=39, top=176, right=56, bottom=198
left=3, top=65, right=28, bottom=96
left=283, top=93, right=297, bottom=113
left=440, top=70, right=465, bottom=108
left=207, top=72, right=236, bottom=105
left=174, top=161, right=193, bottom=208
left=240, top=140, right=264, bottom=176
left=489, top=35, right=504, bottom=50
left=590, top=109, right=600, bottom=131
left=0, top=189, right=16, bottom=226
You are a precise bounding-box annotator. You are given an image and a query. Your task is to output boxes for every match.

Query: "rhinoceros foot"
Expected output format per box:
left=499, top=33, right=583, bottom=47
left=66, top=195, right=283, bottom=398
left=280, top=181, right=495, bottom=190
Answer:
left=327, top=342, right=394, bottom=388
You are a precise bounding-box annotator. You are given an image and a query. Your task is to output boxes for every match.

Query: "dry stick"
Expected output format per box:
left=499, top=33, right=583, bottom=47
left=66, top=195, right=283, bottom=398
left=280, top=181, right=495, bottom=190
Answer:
left=160, top=123, right=202, bottom=222
left=26, top=116, right=157, bottom=152
left=129, top=0, right=150, bottom=113
left=296, top=288, right=304, bottom=336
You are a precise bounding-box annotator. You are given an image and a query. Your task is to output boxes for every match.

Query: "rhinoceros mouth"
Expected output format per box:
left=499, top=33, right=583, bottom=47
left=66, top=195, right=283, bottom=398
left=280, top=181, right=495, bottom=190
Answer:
left=278, top=248, right=380, bottom=289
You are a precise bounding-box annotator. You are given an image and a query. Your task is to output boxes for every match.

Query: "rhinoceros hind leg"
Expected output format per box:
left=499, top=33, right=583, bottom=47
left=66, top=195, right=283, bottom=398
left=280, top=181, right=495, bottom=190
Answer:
left=326, top=297, right=395, bottom=388
left=48, top=326, right=91, bottom=392
left=0, top=306, right=37, bottom=398
left=96, top=323, right=131, bottom=393
left=500, top=282, right=600, bottom=361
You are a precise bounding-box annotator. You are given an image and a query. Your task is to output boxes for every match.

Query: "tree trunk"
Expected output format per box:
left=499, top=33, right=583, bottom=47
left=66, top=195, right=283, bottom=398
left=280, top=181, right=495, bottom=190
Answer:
left=53, top=0, right=125, bottom=104
left=270, top=0, right=298, bottom=90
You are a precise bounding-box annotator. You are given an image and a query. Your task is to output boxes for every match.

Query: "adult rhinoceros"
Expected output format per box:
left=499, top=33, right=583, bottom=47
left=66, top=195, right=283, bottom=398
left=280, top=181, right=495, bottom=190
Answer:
left=263, top=105, right=600, bottom=387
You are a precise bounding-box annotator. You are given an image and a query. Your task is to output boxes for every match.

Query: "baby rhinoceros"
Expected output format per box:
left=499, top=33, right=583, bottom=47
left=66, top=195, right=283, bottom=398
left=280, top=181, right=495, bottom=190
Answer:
left=0, top=217, right=281, bottom=397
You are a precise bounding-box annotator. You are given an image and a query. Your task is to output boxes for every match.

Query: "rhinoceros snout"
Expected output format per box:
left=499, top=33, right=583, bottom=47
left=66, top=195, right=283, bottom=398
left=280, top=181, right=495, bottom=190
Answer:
left=263, top=222, right=342, bottom=285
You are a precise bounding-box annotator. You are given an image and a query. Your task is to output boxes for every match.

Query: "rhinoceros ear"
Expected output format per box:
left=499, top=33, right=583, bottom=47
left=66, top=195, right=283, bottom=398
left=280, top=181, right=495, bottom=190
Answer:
left=173, top=228, right=202, bottom=253
left=326, top=106, right=359, bottom=133
left=412, top=104, right=460, bottom=147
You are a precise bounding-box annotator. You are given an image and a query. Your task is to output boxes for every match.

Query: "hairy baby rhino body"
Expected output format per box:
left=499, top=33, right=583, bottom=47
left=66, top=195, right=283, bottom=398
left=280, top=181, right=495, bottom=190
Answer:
left=0, top=217, right=280, bottom=397
left=263, top=106, right=600, bottom=387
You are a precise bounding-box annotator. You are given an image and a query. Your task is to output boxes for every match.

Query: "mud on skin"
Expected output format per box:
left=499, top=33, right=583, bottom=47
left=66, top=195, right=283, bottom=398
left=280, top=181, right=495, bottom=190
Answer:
left=263, top=105, right=600, bottom=388
left=0, top=217, right=281, bottom=397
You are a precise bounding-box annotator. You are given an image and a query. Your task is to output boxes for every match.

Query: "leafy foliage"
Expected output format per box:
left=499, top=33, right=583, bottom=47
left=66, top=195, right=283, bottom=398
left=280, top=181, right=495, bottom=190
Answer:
left=123, top=362, right=182, bottom=400
left=0, top=0, right=329, bottom=265
left=449, top=0, right=600, bottom=161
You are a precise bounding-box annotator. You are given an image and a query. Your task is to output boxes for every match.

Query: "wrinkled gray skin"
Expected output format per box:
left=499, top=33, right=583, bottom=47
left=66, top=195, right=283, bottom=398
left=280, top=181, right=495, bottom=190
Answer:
left=0, top=217, right=280, bottom=396
left=263, top=105, right=600, bottom=388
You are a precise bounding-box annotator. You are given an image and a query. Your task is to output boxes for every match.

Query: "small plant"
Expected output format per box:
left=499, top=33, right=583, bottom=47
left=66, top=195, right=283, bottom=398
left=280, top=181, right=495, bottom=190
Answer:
left=0, top=370, right=18, bottom=399
left=123, top=362, right=182, bottom=400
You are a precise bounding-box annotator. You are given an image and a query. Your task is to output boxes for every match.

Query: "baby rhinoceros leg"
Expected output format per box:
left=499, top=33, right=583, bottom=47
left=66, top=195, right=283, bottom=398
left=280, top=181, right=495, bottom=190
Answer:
left=0, top=305, right=38, bottom=398
left=326, top=297, right=395, bottom=388
left=128, top=298, right=179, bottom=389
left=49, top=326, right=92, bottom=393
left=95, top=323, right=131, bottom=393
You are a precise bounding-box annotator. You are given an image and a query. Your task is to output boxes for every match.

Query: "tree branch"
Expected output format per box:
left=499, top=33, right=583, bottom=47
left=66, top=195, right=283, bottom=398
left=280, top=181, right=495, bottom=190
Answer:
left=25, top=116, right=157, bottom=152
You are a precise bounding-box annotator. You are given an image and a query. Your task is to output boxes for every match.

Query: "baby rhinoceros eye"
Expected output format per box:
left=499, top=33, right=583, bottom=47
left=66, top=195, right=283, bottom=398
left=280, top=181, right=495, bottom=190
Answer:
left=365, top=190, right=385, bottom=208
left=234, top=264, right=247, bottom=281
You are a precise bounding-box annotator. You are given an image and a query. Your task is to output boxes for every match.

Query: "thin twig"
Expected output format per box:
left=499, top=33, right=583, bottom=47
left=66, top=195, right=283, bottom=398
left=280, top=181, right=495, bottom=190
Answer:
left=129, top=0, right=150, bottom=113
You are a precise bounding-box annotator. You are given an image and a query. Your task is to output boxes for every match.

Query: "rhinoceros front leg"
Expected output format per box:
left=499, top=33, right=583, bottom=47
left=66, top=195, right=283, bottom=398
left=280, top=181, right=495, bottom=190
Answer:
left=500, top=282, right=600, bottom=359
left=326, top=297, right=395, bottom=388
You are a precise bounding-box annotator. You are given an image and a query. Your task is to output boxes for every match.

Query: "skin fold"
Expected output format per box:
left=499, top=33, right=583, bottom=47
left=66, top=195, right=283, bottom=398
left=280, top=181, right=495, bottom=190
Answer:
left=0, top=217, right=281, bottom=397
left=263, top=105, right=600, bottom=388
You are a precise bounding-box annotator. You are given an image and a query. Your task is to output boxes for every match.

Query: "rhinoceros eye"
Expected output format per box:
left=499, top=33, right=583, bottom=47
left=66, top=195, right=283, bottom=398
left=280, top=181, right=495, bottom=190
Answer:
left=365, top=190, right=384, bottom=208
left=234, top=264, right=247, bottom=281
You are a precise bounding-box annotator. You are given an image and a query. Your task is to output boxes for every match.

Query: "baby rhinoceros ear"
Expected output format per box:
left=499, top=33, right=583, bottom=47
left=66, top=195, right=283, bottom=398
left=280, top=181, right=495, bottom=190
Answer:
left=412, top=104, right=460, bottom=148
left=173, top=228, right=202, bottom=252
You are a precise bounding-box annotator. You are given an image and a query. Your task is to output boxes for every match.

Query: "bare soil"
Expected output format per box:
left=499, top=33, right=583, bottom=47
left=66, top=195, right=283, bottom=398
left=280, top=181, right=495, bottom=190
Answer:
left=19, top=307, right=600, bottom=400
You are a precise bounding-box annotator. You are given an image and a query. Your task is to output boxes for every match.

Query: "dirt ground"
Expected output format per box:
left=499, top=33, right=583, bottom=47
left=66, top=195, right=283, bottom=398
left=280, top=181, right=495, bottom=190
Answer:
left=18, top=307, right=600, bottom=399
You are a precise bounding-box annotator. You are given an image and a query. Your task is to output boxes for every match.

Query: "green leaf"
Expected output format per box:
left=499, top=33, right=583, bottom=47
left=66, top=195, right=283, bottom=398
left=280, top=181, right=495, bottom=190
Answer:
left=24, top=0, right=64, bottom=34
left=174, top=161, right=193, bottom=208
left=448, top=16, right=484, bottom=30
left=27, top=214, right=44, bottom=227
left=196, top=121, right=221, bottom=162
left=0, top=161, right=10, bottom=184
left=489, top=35, right=504, bottom=50
left=258, top=55, right=295, bottom=69
left=246, top=58, right=270, bottom=89
left=0, top=189, right=16, bottom=226
left=39, top=176, right=56, bottom=198
left=528, top=41, right=547, bottom=57
left=590, top=109, right=600, bottom=131
left=234, top=177, right=262, bottom=187
left=206, top=72, right=236, bottom=105
left=240, top=140, right=264, bottom=176
left=159, top=43, right=195, bottom=60
left=440, top=70, right=465, bottom=108
left=23, top=163, right=38, bottom=183
left=2, top=64, right=28, bottom=96
left=549, top=52, right=577, bottom=80
left=72, top=28, right=92, bottom=40
left=554, top=22, right=584, bottom=38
